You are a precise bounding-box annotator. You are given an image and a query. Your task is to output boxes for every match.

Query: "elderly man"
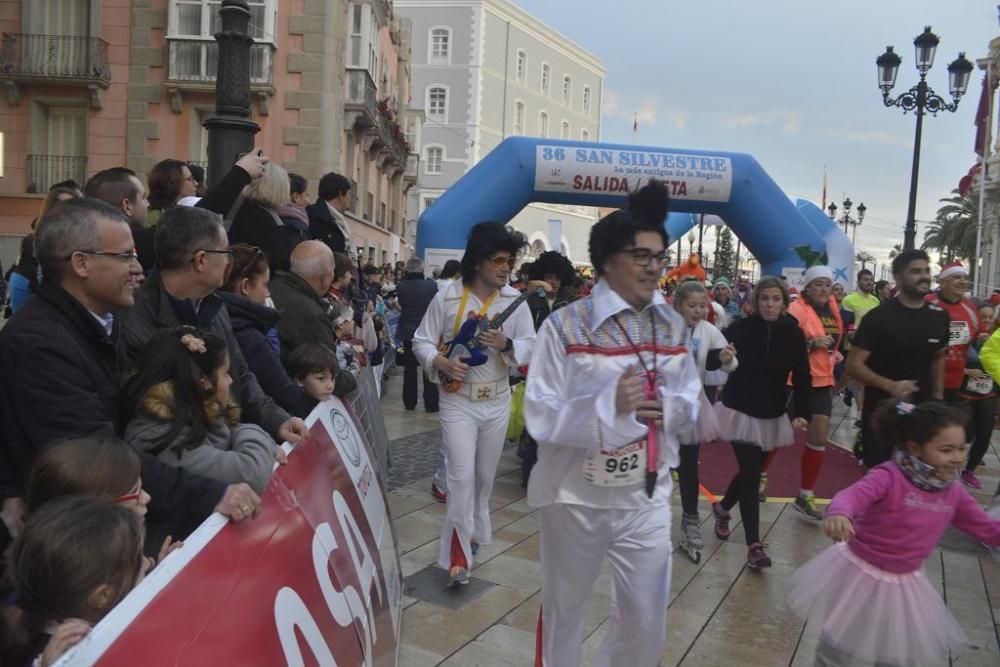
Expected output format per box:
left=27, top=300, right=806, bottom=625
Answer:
left=270, top=240, right=357, bottom=396
left=83, top=167, right=154, bottom=274
left=120, top=206, right=308, bottom=445
left=0, top=199, right=260, bottom=551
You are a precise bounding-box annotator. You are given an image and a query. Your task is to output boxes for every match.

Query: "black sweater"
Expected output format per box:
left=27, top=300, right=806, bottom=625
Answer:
left=722, top=312, right=812, bottom=420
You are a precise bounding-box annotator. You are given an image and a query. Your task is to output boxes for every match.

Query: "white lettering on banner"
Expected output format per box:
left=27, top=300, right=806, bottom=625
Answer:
left=533, top=145, right=733, bottom=202
left=274, top=587, right=339, bottom=667
left=333, top=491, right=384, bottom=648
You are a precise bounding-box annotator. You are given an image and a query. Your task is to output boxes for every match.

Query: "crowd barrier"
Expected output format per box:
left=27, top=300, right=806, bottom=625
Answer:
left=58, top=398, right=403, bottom=666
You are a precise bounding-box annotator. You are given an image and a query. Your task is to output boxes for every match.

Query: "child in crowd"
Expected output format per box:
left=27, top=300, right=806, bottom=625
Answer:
left=671, top=281, right=738, bottom=563
left=287, top=342, right=339, bottom=405
left=332, top=304, right=362, bottom=373
left=789, top=400, right=1000, bottom=667
left=0, top=496, right=149, bottom=667
left=123, top=327, right=282, bottom=495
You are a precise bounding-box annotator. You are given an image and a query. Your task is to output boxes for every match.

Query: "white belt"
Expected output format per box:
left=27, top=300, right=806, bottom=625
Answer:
left=459, top=379, right=510, bottom=402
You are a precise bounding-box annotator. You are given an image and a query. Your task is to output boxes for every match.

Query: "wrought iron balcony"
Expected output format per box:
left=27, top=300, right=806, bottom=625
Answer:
left=0, top=33, right=110, bottom=89
left=345, top=68, right=378, bottom=129
left=167, top=38, right=273, bottom=87
left=377, top=113, right=408, bottom=168
left=26, top=154, right=88, bottom=194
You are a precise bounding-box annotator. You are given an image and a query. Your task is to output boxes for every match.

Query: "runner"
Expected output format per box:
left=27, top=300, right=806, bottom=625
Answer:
left=412, top=222, right=535, bottom=586
left=713, top=276, right=811, bottom=568
left=957, top=301, right=997, bottom=489
left=786, top=266, right=843, bottom=520
left=925, top=262, right=978, bottom=407
left=841, top=269, right=880, bottom=431
left=525, top=181, right=701, bottom=666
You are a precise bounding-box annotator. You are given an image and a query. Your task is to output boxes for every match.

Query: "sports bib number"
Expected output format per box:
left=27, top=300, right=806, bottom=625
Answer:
left=966, top=374, right=994, bottom=395
left=949, top=320, right=970, bottom=346
left=582, top=441, right=646, bottom=487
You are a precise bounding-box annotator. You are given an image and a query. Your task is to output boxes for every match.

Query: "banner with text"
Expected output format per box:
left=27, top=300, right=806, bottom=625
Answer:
left=533, top=145, right=733, bottom=202
left=62, top=400, right=402, bottom=667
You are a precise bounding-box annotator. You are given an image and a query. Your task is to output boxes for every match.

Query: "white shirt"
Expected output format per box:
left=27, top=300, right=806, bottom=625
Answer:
left=682, top=318, right=737, bottom=381
left=413, top=280, right=535, bottom=385
left=326, top=202, right=358, bottom=259
left=525, top=280, right=701, bottom=510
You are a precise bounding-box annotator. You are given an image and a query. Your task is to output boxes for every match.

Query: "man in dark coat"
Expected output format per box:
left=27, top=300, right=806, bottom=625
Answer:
left=306, top=172, right=355, bottom=257
left=0, top=200, right=261, bottom=553
left=83, top=167, right=156, bottom=275
left=395, top=257, right=438, bottom=412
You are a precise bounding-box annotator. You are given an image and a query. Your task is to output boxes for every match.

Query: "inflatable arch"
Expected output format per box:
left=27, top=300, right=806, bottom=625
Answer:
left=416, top=137, right=854, bottom=288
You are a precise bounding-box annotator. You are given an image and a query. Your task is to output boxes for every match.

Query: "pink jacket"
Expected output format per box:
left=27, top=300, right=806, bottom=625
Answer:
left=826, top=462, right=1000, bottom=573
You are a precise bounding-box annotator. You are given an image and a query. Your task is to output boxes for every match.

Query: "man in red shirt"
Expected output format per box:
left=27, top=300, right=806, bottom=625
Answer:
left=925, top=261, right=978, bottom=402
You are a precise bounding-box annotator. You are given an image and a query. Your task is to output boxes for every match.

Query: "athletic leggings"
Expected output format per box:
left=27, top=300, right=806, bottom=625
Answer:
left=966, top=397, right=995, bottom=472
left=720, top=441, right=767, bottom=545
left=677, top=444, right=700, bottom=516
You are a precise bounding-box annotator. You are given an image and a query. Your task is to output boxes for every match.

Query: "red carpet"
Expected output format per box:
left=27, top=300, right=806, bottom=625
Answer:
left=696, top=431, right=865, bottom=500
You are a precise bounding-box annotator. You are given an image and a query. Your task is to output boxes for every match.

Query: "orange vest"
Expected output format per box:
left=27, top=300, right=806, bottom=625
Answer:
left=787, top=296, right=844, bottom=388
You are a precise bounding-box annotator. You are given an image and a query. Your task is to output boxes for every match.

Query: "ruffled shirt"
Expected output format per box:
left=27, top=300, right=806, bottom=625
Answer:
left=524, top=280, right=701, bottom=510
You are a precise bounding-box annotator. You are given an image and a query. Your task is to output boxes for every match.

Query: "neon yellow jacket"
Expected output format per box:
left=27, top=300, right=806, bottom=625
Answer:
left=978, top=327, right=1000, bottom=382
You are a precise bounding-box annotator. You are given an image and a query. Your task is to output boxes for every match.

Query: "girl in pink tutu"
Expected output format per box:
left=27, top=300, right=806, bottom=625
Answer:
left=789, top=399, right=1000, bottom=666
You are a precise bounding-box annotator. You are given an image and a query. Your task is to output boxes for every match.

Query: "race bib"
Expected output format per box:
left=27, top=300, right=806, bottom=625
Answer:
left=966, top=375, right=994, bottom=395
left=949, top=320, right=971, bottom=346
left=582, top=440, right=646, bottom=487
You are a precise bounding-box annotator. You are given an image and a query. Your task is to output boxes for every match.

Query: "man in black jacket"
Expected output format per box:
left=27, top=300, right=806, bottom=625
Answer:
left=396, top=257, right=438, bottom=412
left=83, top=167, right=155, bottom=275
left=306, top=172, right=356, bottom=258
left=0, top=199, right=260, bottom=550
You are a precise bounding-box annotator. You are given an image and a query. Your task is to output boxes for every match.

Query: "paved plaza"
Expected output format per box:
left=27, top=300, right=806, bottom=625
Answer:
left=380, top=370, right=1000, bottom=666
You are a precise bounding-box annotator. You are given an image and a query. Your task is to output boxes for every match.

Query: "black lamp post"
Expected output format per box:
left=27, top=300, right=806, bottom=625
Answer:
left=204, top=0, right=260, bottom=190
left=877, top=27, right=974, bottom=251
left=827, top=198, right=867, bottom=245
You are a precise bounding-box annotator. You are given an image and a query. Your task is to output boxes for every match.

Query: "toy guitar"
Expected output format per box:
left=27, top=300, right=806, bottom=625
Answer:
left=438, top=291, right=532, bottom=393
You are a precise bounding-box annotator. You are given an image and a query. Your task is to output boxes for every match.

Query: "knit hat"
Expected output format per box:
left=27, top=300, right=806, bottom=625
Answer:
left=937, top=261, right=967, bottom=281
left=802, top=265, right=834, bottom=286
left=713, top=276, right=731, bottom=288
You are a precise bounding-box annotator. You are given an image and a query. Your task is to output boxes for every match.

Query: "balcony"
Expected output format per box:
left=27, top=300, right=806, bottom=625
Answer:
left=0, top=34, right=110, bottom=108
left=165, top=38, right=275, bottom=115
left=26, top=154, right=88, bottom=194
left=345, top=68, right=377, bottom=129
left=403, top=153, right=419, bottom=186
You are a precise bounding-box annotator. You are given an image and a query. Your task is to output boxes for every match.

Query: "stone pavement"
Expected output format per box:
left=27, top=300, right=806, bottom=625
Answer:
left=379, top=371, right=1000, bottom=666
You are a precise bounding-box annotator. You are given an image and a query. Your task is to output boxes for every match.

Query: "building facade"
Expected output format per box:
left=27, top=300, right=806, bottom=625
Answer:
left=396, top=0, right=605, bottom=268
left=0, top=0, right=417, bottom=269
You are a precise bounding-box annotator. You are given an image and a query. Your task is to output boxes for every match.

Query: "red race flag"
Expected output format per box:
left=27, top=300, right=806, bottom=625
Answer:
left=974, top=75, right=991, bottom=156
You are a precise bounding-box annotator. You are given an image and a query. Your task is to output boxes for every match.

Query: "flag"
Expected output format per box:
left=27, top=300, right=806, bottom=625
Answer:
left=959, top=162, right=982, bottom=197
left=821, top=166, right=827, bottom=212
left=975, top=75, right=992, bottom=156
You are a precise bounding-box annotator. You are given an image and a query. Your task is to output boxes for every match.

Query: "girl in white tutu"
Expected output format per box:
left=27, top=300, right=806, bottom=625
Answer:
left=789, top=399, right=1000, bottom=667
left=671, top=280, right=738, bottom=563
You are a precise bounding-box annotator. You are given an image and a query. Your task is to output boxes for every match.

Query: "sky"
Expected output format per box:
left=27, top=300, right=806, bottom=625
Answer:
left=511, top=0, right=998, bottom=274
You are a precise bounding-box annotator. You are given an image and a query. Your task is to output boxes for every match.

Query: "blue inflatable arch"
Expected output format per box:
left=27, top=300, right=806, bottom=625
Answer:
left=416, top=138, right=853, bottom=287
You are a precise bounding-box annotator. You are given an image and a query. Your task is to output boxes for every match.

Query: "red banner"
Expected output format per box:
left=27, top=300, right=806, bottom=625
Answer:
left=61, top=400, right=402, bottom=666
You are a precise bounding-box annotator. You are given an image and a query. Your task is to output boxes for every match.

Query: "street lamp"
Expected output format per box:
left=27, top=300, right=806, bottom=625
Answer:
left=877, top=27, right=974, bottom=251
left=828, top=197, right=866, bottom=246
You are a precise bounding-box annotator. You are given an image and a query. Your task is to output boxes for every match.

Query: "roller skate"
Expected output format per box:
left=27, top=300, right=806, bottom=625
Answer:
left=679, top=513, right=704, bottom=563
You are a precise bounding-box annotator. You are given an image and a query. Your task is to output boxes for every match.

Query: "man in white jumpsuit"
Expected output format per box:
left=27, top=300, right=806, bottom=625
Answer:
left=414, top=222, right=535, bottom=585
left=526, top=181, right=701, bottom=666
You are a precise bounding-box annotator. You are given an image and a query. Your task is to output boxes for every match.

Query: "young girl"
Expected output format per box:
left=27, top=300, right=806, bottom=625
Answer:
left=0, top=496, right=149, bottom=667
left=671, top=281, right=738, bottom=563
left=124, top=327, right=281, bottom=495
left=789, top=400, right=1000, bottom=667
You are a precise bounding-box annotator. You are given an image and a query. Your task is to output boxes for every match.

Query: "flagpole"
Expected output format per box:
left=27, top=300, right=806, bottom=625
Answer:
left=975, top=65, right=993, bottom=298
left=632, top=112, right=638, bottom=145
left=821, top=166, right=827, bottom=213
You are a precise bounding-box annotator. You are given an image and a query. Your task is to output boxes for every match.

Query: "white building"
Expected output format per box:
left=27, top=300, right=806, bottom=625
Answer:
left=396, top=0, right=605, bottom=265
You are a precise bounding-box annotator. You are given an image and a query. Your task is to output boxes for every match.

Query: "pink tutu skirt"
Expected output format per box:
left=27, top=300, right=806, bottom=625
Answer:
left=789, top=542, right=969, bottom=666
left=713, top=403, right=793, bottom=451
left=679, top=390, right=721, bottom=445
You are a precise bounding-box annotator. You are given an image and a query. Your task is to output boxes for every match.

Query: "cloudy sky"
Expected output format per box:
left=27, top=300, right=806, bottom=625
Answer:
left=513, top=0, right=998, bottom=272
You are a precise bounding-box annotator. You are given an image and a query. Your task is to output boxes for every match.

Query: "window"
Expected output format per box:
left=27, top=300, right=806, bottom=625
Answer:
left=513, top=102, right=525, bottom=135
left=516, top=50, right=526, bottom=83
left=28, top=103, right=87, bottom=192
left=424, top=197, right=437, bottom=210
left=562, top=75, right=571, bottom=105
left=378, top=202, right=386, bottom=227
left=427, top=86, right=447, bottom=122
left=170, top=0, right=274, bottom=83
left=425, top=146, right=443, bottom=174
left=540, top=63, right=550, bottom=95
left=581, top=129, right=590, bottom=141
left=364, top=193, right=374, bottom=221
left=583, top=86, right=592, bottom=116
left=429, top=27, right=450, bottom=65
left=349, top=3, right=363, bottom=66
left=538, top=112, right=549, bottom=138
left=560, top=121, right=570, bottom=139
left=173, top=0, right=274, bottom=42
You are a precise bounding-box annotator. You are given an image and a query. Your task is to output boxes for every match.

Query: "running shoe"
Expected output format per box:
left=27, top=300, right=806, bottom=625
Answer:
left=671, top=469, right=679, bottom=482
left=448, top=566, right=469, bottom=586
left=712, top=502, right=731, bottom=540
left=960, top=470, right=983, bottom=490
left=747, top=542, right=772, bottom=569
left=431, top=482, right=448, bottom=503
left=758, top=472, right=768, bottom=503
left=793, top=494, right=823, bottom=521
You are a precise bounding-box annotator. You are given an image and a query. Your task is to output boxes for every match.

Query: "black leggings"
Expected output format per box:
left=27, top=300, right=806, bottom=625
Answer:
left=720, top=441, right=767, bottom=545
left=677, top=444, right=700, bottom=516
left=966, top=397, right=995, bottom=471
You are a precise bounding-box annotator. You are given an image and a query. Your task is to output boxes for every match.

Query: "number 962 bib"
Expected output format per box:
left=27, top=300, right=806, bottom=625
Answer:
left=582, top=440, right=647, bottom=487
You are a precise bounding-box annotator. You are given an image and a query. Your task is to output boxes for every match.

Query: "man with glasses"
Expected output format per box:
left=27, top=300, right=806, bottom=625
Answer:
left=120, top=206, right=309, bottom=448
left=413, top=222, right=535, bottom=586
left=0, top=199, right=262, bottom=554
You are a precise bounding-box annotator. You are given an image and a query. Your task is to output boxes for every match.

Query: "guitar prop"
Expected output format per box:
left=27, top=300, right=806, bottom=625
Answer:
left=438, top=291, right=531, bottom=393
left=643, top=372, right=659, bottom=498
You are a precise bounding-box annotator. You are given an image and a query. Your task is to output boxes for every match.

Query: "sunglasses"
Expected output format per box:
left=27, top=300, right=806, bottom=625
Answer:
left=488, top=255, right=516, bottom=269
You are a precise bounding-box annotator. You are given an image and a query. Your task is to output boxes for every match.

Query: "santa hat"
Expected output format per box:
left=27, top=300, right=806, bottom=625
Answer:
left=937, top=261, right=967, bottom=281
left=802, top=265, right=834, bottom=286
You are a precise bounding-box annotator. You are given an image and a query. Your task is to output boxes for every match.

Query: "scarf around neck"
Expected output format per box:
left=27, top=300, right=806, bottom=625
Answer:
left=893, top=450, right=956, bottom=492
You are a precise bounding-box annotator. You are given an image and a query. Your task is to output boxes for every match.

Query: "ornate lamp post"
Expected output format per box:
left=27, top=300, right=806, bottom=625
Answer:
left=876, top=27, right=973, bottom=250
left=204, top=0, right=260, bottom=190
left=827, top=197, right=866, bottom=246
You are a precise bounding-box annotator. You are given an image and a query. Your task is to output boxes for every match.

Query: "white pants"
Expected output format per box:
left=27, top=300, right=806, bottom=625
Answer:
left=436, top=390, right=511, bottom=570
left=538, top=503, right=672, bottom=667
left=434, top=440, right=448, bottom=492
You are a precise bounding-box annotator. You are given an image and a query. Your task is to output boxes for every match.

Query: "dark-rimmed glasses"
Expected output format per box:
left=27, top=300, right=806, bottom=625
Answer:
left=67, top=248, right=140, bottom=263
left=622, top=248, right=668, bottom=267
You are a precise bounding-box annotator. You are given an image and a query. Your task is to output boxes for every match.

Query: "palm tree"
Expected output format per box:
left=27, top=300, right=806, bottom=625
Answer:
left=922, top=190, right=978, bottom=273
left=888, top=243, right=903, bottom=260
left=856, top=251, right=876, bottom=271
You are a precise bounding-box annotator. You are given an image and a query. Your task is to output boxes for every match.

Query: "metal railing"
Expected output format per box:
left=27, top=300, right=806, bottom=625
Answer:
left=26, top=154, right=88, bottom=194
left=345, top=68, right=377, bottom=128
left=167, top=38, right=273, bottom=86
left=0, top=33, right=110, bottom=84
